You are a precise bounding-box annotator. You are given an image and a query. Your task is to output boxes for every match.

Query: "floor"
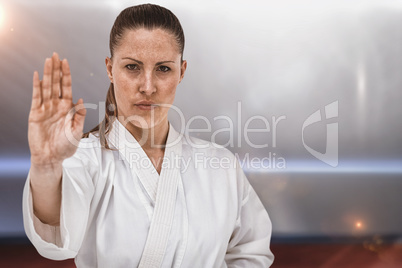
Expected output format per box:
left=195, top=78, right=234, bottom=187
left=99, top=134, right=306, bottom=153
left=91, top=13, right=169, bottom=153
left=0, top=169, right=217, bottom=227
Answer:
left=272, top=243, right=402, bottom=268
left=0, top=242, right=401, bottom=267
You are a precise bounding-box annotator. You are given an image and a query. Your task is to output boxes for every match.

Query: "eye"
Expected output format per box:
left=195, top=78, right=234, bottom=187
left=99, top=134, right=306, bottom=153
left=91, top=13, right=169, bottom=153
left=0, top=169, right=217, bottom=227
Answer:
left=157, top=65, right=171, bottom=72
left=125, top=64, right=139, bottom=71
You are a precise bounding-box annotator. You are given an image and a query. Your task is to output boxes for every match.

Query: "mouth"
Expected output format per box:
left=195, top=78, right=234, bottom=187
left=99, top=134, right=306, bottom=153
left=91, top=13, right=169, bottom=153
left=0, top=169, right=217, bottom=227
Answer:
left=134, top=102, right=158, bottom=110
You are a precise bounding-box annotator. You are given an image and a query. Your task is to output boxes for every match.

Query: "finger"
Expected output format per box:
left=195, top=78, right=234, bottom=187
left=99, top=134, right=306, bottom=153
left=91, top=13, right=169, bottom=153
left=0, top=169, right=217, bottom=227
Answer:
left=42, top=58, right=53, bottom=101
left=65, top=99, right=86, bottom=141
left=61, top=59, right=72, bottom=100
left=51, top=52, right=61, bottom=98
left=73, top=99, right=87, bottom=135
left=64, top=105, right=78, bottom=145
left=31, top=71, right=42, bottom=109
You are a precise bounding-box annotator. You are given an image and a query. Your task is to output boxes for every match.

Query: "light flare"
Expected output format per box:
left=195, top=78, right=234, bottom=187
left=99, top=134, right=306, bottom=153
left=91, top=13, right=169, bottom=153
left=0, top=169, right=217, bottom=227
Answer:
left=0, top=4, right=3, bottom=27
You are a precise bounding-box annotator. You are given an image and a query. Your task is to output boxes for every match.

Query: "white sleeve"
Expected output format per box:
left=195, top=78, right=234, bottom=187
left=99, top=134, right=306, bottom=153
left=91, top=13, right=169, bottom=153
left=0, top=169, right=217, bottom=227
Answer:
left=225, top=164, right=275, bottom=267
left=22, top=152, right=96, bottom=260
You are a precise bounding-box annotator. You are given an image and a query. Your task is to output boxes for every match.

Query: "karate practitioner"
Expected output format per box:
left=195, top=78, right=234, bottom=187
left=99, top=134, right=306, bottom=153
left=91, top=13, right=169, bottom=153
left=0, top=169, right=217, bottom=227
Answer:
left=23, top=4, right=274, bottom=267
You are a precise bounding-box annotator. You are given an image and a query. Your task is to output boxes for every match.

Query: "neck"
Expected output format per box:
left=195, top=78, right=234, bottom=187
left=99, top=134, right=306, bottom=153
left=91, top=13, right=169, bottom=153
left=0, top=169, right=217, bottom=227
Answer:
left=119, top=118, right=169, bottom=151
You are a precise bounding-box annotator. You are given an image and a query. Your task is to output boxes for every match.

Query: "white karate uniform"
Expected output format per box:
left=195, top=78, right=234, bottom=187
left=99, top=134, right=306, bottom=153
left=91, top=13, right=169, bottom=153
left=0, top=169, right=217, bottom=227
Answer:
left=23, top=120, right=274, bottom=267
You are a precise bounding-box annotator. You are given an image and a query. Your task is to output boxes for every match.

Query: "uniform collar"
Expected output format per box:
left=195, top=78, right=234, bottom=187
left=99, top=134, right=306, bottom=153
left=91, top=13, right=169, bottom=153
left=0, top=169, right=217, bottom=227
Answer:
left=107, top=119, right=182, bottom=153
left=107, top=119, right=183, bottom=206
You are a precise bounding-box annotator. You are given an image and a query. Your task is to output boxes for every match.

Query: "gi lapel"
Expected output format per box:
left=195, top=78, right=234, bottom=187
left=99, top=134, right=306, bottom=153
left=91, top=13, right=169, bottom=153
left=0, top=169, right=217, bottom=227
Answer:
left=109, top=120, right=159, bottom=204
left=138, top=122, right=183, bottom=268
left=108, top=119, right=184, bottom=267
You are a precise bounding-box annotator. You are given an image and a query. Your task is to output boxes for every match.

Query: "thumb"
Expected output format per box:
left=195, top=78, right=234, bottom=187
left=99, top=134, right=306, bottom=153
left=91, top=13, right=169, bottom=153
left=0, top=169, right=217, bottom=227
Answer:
left=72, top=98, right=86, bottom=135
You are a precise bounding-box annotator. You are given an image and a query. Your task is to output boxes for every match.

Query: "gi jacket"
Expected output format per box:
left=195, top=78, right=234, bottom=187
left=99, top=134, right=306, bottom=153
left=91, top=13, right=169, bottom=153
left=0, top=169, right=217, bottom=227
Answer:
left=23, top=120, right=274, bottom=267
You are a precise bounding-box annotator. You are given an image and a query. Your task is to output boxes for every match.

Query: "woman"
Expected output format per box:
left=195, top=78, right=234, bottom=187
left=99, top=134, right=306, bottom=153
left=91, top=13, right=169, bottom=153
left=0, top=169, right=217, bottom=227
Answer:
left=23, top=4, right=274, bottom=267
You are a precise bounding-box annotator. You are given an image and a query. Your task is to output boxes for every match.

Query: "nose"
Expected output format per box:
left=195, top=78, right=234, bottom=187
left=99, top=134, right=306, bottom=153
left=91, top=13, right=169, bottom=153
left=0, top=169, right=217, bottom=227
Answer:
left=139, top=71, right=156, bottom=95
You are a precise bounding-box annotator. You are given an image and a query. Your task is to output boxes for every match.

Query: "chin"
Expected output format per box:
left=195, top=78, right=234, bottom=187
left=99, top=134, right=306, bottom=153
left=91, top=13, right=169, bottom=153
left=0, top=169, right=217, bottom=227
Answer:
left=129, top=117, right=165, bottom=130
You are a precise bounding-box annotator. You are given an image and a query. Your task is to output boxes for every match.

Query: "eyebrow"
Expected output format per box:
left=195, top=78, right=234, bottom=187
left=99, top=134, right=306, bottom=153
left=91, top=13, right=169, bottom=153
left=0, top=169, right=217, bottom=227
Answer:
left=122, top=57, right=175, bottom=65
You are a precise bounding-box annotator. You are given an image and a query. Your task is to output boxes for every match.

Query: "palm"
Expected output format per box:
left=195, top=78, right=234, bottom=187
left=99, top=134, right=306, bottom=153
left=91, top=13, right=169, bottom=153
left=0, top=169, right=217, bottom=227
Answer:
left=28, top=53, right=86, bottom=165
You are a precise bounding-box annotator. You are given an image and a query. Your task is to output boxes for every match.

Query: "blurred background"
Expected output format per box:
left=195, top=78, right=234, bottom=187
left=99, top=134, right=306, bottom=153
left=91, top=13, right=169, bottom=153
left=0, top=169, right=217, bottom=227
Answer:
left=0, top=0, right=401, bottom=267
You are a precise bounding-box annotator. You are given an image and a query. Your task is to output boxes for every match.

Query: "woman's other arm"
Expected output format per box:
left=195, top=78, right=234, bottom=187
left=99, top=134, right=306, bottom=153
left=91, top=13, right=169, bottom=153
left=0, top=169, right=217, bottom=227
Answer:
left=225, top=163, right=274, bottom=267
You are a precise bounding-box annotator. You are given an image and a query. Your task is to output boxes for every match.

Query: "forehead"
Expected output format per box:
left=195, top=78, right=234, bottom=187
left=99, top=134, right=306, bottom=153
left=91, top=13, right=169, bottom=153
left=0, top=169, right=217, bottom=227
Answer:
left=115, top=28, right=180, bottom=60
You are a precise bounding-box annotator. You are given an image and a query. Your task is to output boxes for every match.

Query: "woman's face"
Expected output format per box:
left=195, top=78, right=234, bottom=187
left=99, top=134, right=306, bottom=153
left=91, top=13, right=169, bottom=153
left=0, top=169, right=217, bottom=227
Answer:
left=106, top=28, right=186, bottom=130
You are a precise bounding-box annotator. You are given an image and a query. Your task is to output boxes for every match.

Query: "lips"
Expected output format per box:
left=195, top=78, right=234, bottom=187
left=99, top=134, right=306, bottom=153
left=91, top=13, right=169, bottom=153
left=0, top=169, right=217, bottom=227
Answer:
left=134, top=101, right=157, bottom=110
left=135, top=101, right=156, bottom=106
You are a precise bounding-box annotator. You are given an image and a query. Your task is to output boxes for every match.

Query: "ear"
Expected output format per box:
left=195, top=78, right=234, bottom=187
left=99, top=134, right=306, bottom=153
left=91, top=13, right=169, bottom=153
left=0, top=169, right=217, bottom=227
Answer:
left=179, top=60, right=187, bottom=83
left=105, top=57, right=113, bottom=83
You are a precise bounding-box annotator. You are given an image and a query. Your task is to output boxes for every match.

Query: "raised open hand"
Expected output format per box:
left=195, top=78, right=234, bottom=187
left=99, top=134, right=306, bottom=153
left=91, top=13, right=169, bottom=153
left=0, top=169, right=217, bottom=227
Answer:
left=28, top=52, right=86, bottom=166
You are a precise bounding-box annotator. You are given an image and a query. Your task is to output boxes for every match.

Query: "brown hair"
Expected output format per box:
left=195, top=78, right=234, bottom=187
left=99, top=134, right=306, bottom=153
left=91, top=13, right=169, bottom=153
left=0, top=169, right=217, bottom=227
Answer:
left=82, top=4, right=185, bottom=148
